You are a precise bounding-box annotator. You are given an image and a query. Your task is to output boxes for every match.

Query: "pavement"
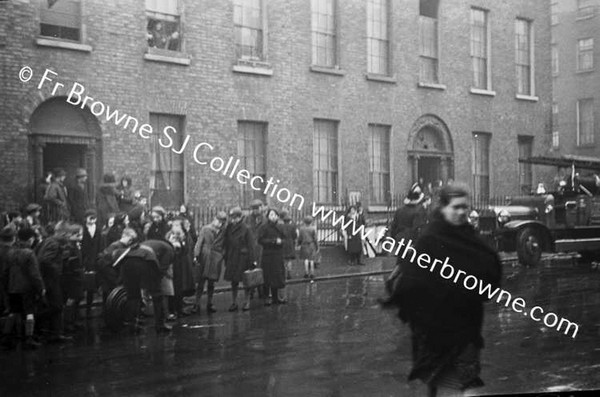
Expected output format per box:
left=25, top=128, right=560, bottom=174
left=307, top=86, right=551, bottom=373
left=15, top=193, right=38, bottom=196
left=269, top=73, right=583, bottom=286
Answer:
left=209, top=246, right=580, bottom=292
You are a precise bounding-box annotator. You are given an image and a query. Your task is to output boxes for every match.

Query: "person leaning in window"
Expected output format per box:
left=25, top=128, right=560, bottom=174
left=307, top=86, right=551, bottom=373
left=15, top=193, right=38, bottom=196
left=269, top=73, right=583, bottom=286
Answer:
left=389, top=183, right=502, bottom=397
left=257, top=209, right=287, bottom=305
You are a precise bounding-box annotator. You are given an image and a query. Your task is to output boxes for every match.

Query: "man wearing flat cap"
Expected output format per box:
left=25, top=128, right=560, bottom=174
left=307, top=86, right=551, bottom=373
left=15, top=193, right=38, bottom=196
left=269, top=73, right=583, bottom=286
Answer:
left=224, top=206, right=255, bottom=311
left=68, top=168, right=89, bottom=225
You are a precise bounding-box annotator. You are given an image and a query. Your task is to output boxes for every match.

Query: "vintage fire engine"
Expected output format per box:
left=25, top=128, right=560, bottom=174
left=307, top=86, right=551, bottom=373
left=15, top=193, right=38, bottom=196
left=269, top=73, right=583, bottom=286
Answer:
left=475, top=155, right=600, bottom=266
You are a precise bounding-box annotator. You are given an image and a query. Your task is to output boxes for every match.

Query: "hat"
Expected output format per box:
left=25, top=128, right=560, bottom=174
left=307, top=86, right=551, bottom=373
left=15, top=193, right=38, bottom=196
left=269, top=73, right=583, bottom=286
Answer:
left=303, top=215, right=313, bottom=225
left=229, top=206, right=243, bottom=217
left=151, top=206, right=166, bottom=217
left=53, top=168, right=66, bottom=178
left=84, top=209, right=97, bottom=218
left=75, top=168, right=88, bottom=178
left=216, top=211, right=228, bottom=221
left=25, top=203, right=42, bottom=214
left=102, top=173, right=116, bottom=184
left=403, top=185, right=425, bottom=205
left=17, top=228, right=36, bottom=242
left=0, top=227, right=15, bottom=240
left=250, top=199, right=263, bottom=209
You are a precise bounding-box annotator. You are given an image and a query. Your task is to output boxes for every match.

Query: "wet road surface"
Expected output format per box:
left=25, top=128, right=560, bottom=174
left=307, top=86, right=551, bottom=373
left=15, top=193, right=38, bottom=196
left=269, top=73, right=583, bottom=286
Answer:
left=1, top=260, right=599, bottom=396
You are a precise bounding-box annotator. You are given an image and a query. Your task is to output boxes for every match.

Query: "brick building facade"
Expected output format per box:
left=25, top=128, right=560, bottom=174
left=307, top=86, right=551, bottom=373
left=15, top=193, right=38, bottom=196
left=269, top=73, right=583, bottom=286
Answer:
left=551, top=0, right=600, bottom=159
left=0, top=0, right=551, bottom=213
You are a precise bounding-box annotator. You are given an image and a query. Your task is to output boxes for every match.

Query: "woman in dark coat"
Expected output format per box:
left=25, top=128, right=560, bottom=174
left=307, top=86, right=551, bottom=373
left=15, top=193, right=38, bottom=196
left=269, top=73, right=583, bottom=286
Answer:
left=224, top=207, right=254, bottom=311
left=257, top=208, right=286, bottom=305
left=96, top=173, right=120, bottom=228
left=279, top=209, right=297, bottom=280
left=179, top=203, right=198, bottom=246
left=166, top=217, right=195, bottom=316
left=343, top=205, right=364, bottom=266
left=391, top=184, right=502, bottom=397
left=116, top=176, right=135, bottom=213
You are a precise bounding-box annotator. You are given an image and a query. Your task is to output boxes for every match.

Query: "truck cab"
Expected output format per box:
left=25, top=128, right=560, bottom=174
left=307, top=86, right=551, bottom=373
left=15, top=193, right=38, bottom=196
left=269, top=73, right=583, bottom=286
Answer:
left=476, top=155, right=600, bottom=266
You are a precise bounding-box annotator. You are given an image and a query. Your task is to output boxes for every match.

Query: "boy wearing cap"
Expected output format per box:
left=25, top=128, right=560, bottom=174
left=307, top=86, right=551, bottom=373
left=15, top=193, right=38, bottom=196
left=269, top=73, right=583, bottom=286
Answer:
left=193, top=212, right=227, bottom=314
left=1, top=228, right=45, bottom=349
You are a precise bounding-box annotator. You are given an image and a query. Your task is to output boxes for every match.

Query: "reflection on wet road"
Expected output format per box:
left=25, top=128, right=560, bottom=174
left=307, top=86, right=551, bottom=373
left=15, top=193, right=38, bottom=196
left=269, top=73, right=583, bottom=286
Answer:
left=1, top=262, right=599, bottom=396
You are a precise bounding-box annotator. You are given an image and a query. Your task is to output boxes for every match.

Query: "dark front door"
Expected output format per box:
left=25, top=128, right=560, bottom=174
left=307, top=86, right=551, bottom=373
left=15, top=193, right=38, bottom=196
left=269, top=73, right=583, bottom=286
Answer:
left=418, top=156, right=441, bottom=188
left=43, top=143, right=87, bottom=187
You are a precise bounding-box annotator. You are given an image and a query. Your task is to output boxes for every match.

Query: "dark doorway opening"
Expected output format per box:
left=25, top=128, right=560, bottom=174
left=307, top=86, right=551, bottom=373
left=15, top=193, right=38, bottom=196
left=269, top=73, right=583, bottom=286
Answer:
left=418, top=156, right=441, bottom=187
left=43, top=143, right=87, bottom=187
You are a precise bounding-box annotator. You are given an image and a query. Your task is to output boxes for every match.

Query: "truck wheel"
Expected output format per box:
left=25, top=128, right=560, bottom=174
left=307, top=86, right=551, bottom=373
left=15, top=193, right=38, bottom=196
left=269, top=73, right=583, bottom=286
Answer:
left=517, top=228, right=542, bottom=267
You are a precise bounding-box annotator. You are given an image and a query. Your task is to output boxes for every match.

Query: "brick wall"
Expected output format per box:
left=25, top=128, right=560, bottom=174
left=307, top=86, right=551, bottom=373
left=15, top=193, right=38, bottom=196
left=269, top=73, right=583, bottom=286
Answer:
left=0, top=0, right=552, bottom=212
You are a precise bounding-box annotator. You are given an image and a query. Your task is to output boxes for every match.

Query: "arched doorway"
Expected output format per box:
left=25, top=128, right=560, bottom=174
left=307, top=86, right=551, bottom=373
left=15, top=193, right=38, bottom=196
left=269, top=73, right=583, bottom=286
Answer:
left=407, top=114, right=454, bottom=189
left=29, top=97, right=102, bottom=202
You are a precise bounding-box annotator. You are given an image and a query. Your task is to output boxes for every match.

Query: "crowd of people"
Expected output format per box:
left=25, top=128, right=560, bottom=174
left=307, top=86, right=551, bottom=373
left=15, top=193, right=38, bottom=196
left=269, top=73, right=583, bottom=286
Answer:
left=0, top=167, right=321, bottom=349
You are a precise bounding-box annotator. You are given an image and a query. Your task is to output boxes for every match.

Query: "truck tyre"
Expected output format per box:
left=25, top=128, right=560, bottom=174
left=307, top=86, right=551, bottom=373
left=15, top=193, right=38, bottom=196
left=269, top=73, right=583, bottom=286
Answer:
left=517, top=227, right=542, bottom=267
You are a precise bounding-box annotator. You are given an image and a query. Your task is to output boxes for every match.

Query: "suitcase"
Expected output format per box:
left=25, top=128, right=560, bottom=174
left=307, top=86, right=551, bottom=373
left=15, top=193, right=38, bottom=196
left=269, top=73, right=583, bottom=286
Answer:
left=242, top=268, right=264, bottom=289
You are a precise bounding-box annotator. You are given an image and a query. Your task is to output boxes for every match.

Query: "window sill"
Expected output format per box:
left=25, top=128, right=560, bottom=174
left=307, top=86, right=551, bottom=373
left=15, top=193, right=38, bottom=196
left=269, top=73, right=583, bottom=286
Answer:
left=470, top=88, right=496, bottom=97
left=577, top=143, right=596, bottom=148
left=144, top=52, right=191, bottom=66
left=516, top=94, right=539, bottom=102
left=36, top=37, right=92, bottom=52
left=365, top=73, right=396, bottom=84
left=576, top=68, right=595, bottom=74
left=417, top=82, right=446, bottom=90
left=310, top=65, right=346, bottom=76
left=232, top=64, right=273, bottom=76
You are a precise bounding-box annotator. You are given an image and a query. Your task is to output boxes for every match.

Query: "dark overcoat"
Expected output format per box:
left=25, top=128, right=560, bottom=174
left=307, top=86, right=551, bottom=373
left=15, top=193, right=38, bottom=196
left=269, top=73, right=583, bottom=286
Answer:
left=346, top=214, right=364, bottom=255
left=44, top=181, right=69, bottom=221
left=81, top=225, right=104, bottom=272
left=194, top=224, right=225, bottom=281
left=392, top=211, right=502, bottom=385
left=224, top=221, right=254, bottom=283
left=257, top=221, right=286, bottom=289
left=68, top=182, right=89, bottom=224
left=96, top=184, right=120, bottom=228
left=166, top=231, right=195, bottom=296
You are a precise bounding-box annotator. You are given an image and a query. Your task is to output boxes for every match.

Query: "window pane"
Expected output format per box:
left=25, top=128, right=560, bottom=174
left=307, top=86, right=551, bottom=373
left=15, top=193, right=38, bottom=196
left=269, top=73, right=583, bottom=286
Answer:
left=149, top=114, right=185, bottom=208
left=471, top=8, right=488, bottom=89
left=39, top=0, right=81, bottom=41
left=312, top=0, right=336, bottom=67
left=578, top=99, right=595, bottom=146
left=472, top=133, right=490, bottom=199
left=234, top=0, right=264, bottom=60
left=238, top=121, right=268, bottom=206
left=313, top=120, right=338, bottom=203
left=419, top=16, right=438, bottom=83
left=368, top=124, right=390, bottom=203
